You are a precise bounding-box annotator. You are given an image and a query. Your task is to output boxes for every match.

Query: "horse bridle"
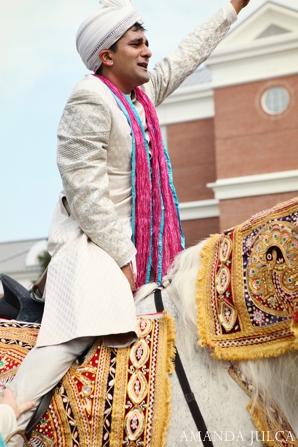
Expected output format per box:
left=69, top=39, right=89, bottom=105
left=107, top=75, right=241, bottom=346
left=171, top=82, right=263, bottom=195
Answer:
left=154, top=287, right=214, bottom=447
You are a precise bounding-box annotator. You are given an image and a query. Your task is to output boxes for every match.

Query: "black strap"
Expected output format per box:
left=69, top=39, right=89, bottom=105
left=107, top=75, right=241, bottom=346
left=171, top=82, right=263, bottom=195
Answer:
left=25, top=387, right=55, bottom=439
left=154, top=288, right=164, bottom=312
left=154, top=289, right=213, bottom=447
left=25, top=346, right=89, bottom=439
left=175, top=350, right=213, bottom=446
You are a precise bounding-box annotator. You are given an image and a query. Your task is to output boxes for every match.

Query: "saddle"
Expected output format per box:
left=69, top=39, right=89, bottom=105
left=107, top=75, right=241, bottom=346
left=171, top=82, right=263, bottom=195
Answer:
left=0, top=315, right=175, bottom=446
left=0, top=274, right=44, bottom=324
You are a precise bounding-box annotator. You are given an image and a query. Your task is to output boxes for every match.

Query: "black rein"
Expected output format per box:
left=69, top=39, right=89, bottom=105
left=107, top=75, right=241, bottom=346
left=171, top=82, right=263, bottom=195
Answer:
left=154, top=288, right=214, bottom=447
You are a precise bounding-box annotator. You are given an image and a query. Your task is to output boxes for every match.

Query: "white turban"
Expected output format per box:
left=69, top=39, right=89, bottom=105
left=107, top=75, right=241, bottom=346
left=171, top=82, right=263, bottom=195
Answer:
left=76, top=0, right=142, bottom=72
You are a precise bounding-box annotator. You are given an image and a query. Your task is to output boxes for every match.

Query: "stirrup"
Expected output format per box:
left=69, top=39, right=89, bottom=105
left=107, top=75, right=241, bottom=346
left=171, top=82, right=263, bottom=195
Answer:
left=25, top=386, right=56, bottom=439
left=5, top=429, right=30, bottom=446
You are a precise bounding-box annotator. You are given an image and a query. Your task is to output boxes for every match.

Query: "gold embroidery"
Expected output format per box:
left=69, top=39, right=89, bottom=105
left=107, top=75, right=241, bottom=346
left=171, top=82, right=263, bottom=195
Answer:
left=197, top=197, right=298, bottom=360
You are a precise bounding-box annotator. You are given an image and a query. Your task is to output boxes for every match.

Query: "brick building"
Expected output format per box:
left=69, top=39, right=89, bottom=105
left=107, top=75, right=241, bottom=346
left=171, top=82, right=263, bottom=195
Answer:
left=158, top=1, right=298, bottom=247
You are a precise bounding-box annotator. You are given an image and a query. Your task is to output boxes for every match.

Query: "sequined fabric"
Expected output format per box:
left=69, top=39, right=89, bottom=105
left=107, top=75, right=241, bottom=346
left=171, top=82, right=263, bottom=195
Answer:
left=0, top=315, right=175, bottom=447
left=197, top=196, right=298, bottom=361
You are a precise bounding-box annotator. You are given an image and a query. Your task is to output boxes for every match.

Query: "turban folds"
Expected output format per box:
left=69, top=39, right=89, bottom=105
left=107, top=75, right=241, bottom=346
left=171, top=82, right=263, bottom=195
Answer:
left=76, top=0, right=142, bottom=72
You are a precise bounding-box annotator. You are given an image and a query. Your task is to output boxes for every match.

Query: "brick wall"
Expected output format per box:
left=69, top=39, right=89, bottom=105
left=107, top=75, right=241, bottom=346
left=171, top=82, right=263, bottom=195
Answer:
left=182, top=217, right=219, bottom=248
left=219, top=192, right=297, bottom=232
left=167, top=119, right=216, bottom=202
left=214, top=74, right=298, bottom=179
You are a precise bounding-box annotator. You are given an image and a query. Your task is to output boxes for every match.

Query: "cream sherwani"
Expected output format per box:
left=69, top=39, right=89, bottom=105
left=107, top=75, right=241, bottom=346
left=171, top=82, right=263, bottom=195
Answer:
left=36, top=4, right=237, bottom=348
left=7, top=7, right=237, bottom=446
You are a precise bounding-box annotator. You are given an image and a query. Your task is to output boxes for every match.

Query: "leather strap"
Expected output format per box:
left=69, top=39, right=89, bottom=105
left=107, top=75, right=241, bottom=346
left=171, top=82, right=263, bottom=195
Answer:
left=154, top=288, right=164, bottom=312
left=25, top=387, right=55, bottom=439
left=154, top=289, right=213, bottom=447
left=24, top=344, right=88, bottom=439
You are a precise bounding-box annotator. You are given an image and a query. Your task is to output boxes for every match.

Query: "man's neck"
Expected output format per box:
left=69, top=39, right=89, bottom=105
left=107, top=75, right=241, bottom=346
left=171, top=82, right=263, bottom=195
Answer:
left=99, top=70, right=134, bottom=95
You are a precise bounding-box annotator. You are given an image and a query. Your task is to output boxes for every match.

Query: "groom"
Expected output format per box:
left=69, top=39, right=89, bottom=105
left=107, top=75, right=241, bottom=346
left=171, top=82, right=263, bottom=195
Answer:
left=6, top=1, right=250, bottom=445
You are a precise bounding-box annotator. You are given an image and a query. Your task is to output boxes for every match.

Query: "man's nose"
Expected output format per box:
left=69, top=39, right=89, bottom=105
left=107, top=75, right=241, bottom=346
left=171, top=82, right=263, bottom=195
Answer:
left=142, top=46, right=152, bottom=59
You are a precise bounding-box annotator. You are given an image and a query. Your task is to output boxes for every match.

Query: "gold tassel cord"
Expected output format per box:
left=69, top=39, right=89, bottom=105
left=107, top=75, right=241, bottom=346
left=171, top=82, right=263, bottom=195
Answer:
left=196, top=234, right=221, bottom=351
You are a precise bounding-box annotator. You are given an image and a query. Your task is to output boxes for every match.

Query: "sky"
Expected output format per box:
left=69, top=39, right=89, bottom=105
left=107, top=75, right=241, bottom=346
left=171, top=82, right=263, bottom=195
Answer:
left=1, top=0, right=297, bottom=243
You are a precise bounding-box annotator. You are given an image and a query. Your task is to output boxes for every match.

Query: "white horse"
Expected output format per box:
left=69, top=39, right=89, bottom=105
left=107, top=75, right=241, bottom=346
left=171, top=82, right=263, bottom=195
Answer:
left=134, top=239, right=298, bottom=447
left=2, top=240, right=298, bottom=446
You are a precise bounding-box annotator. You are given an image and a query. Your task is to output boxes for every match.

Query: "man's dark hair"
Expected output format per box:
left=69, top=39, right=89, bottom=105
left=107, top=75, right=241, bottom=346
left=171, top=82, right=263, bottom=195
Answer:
left=96, top=22, right=146, bottom=74
left=109, top=22, right=146, bottom=52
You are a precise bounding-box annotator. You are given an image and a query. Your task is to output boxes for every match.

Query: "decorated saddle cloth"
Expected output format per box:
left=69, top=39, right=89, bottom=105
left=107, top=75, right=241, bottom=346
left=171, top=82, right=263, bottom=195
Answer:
left=0, top=314, right=175, bottom=447
left=197, top=196, right=298, bottom=361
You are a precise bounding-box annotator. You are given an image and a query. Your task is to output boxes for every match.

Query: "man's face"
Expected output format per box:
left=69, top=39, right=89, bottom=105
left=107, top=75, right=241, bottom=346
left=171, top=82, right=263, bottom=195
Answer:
left=108, top=27, right=152, bottom=93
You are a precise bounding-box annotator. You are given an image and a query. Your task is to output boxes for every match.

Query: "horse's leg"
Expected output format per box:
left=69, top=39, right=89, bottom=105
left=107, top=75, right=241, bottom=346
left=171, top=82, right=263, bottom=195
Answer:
left=6, top=335, right=97, bottom=447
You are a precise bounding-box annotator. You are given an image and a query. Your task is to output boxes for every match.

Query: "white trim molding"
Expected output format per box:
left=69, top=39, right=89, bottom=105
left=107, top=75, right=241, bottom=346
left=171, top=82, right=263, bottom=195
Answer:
left=206, top=1, right=298, bottom=89
left=157, top=84, right=214, bottom=125
left=207, top=170, right=298, bottom=201
left=179, top=199, right=219, bottom=221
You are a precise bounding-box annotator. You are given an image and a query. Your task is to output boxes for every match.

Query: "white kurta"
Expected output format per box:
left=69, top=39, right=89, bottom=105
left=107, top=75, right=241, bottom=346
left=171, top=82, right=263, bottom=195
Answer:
left=36, top=4, right=236, bottom=348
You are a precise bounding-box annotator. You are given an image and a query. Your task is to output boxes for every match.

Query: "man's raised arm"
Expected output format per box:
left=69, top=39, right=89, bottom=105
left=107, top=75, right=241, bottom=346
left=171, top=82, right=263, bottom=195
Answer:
left=148, top=1, right=252, bottom=107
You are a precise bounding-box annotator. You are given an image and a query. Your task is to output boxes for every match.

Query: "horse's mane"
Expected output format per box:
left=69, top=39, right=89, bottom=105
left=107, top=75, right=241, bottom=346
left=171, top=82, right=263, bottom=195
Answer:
left=240, top=353, right=298, bottom=433
left=166, top=240, right=205, bottom=331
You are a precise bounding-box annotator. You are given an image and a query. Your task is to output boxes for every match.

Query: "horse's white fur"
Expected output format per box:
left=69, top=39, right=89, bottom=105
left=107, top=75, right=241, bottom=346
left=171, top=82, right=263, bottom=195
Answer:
left=135, top=240, right=298, bottom=446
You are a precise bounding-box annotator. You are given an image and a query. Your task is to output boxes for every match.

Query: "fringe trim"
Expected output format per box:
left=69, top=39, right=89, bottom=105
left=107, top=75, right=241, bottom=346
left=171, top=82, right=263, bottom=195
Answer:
left=163, top=311, right=177, bottom=374
left=230, top=365, right=298, bottom=447
left=196, top=234, right=221, bottom=350
left=290, top=320, right=298, bottom=338
left=195, top=233, right=298, bottom=361
left=212, top=339, right=298, bottom=361
left=247, top=402, right=298, bottom=447
left=247, top=402, right=277, bottom=447
left=158, top=312, right=176, bottom=447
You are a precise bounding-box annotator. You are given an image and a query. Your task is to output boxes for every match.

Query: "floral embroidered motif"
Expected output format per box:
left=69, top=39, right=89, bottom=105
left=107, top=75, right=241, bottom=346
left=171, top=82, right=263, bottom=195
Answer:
left=197, top=197, right=298, bottom=361
left=0, top=316, right=175, bottom=447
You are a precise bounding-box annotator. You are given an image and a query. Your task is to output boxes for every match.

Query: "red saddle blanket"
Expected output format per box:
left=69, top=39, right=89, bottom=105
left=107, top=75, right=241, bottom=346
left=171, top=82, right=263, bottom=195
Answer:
left=0, top=314, right=175, bottom=447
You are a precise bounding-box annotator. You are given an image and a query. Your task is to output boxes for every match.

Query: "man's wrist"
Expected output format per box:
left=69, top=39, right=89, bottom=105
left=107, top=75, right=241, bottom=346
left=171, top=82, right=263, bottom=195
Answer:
left=221, top=3, right=238, bottom=25
left=121, top=262, right=131, bottom=268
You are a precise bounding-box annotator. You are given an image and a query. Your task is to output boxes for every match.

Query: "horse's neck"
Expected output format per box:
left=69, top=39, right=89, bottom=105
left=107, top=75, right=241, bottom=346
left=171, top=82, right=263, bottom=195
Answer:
left=135, top=285, right=179, bottom=323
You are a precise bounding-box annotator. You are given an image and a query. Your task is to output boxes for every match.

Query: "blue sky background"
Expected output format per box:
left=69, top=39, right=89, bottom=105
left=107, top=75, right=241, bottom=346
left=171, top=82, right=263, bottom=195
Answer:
left=1, top=0, right=297, bottom=243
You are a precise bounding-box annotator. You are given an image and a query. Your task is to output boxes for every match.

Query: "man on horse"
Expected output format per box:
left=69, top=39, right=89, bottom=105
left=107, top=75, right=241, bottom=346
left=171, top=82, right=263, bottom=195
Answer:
left=3, top=0, right=250, bottom=444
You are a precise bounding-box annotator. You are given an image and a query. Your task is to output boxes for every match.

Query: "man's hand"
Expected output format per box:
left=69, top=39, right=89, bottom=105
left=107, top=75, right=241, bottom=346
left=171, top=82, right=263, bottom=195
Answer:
left=121, top=263, right=136, bottom=292
left=230, top=0, right=250, bottom=14
left=0, top=387, right=35, bottom=420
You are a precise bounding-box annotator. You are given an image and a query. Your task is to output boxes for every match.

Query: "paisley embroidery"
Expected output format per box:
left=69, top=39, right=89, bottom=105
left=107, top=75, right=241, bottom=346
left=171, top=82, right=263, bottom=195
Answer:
left=197, top=197, right=298, bottom=360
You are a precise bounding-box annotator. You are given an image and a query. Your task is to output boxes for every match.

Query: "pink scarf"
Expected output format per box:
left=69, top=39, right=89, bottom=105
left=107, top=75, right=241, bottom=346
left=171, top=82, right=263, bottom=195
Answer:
left=95, top=75, right=184, bottom=288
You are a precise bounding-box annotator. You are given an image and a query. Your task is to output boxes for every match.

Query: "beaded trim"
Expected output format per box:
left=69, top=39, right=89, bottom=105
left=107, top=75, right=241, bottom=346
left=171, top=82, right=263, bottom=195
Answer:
left=197, top=197, right=298, bottom=361
left=0, top=316, right=175, bottom=447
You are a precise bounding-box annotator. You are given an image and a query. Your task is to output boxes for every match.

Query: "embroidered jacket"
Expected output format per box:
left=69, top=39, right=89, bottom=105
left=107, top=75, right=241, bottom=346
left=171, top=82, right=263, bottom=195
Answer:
left=37, top=6, right=236, bottom=348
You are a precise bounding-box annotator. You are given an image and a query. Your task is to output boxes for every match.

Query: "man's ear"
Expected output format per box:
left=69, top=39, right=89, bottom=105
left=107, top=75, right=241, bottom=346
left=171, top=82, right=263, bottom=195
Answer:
left=99, top=49, right=114, bottom=67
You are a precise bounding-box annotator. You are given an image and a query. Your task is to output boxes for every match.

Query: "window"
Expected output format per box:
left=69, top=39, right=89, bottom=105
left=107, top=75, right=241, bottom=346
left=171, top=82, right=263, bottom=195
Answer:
left=261, top=87, right=290, bottom=115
